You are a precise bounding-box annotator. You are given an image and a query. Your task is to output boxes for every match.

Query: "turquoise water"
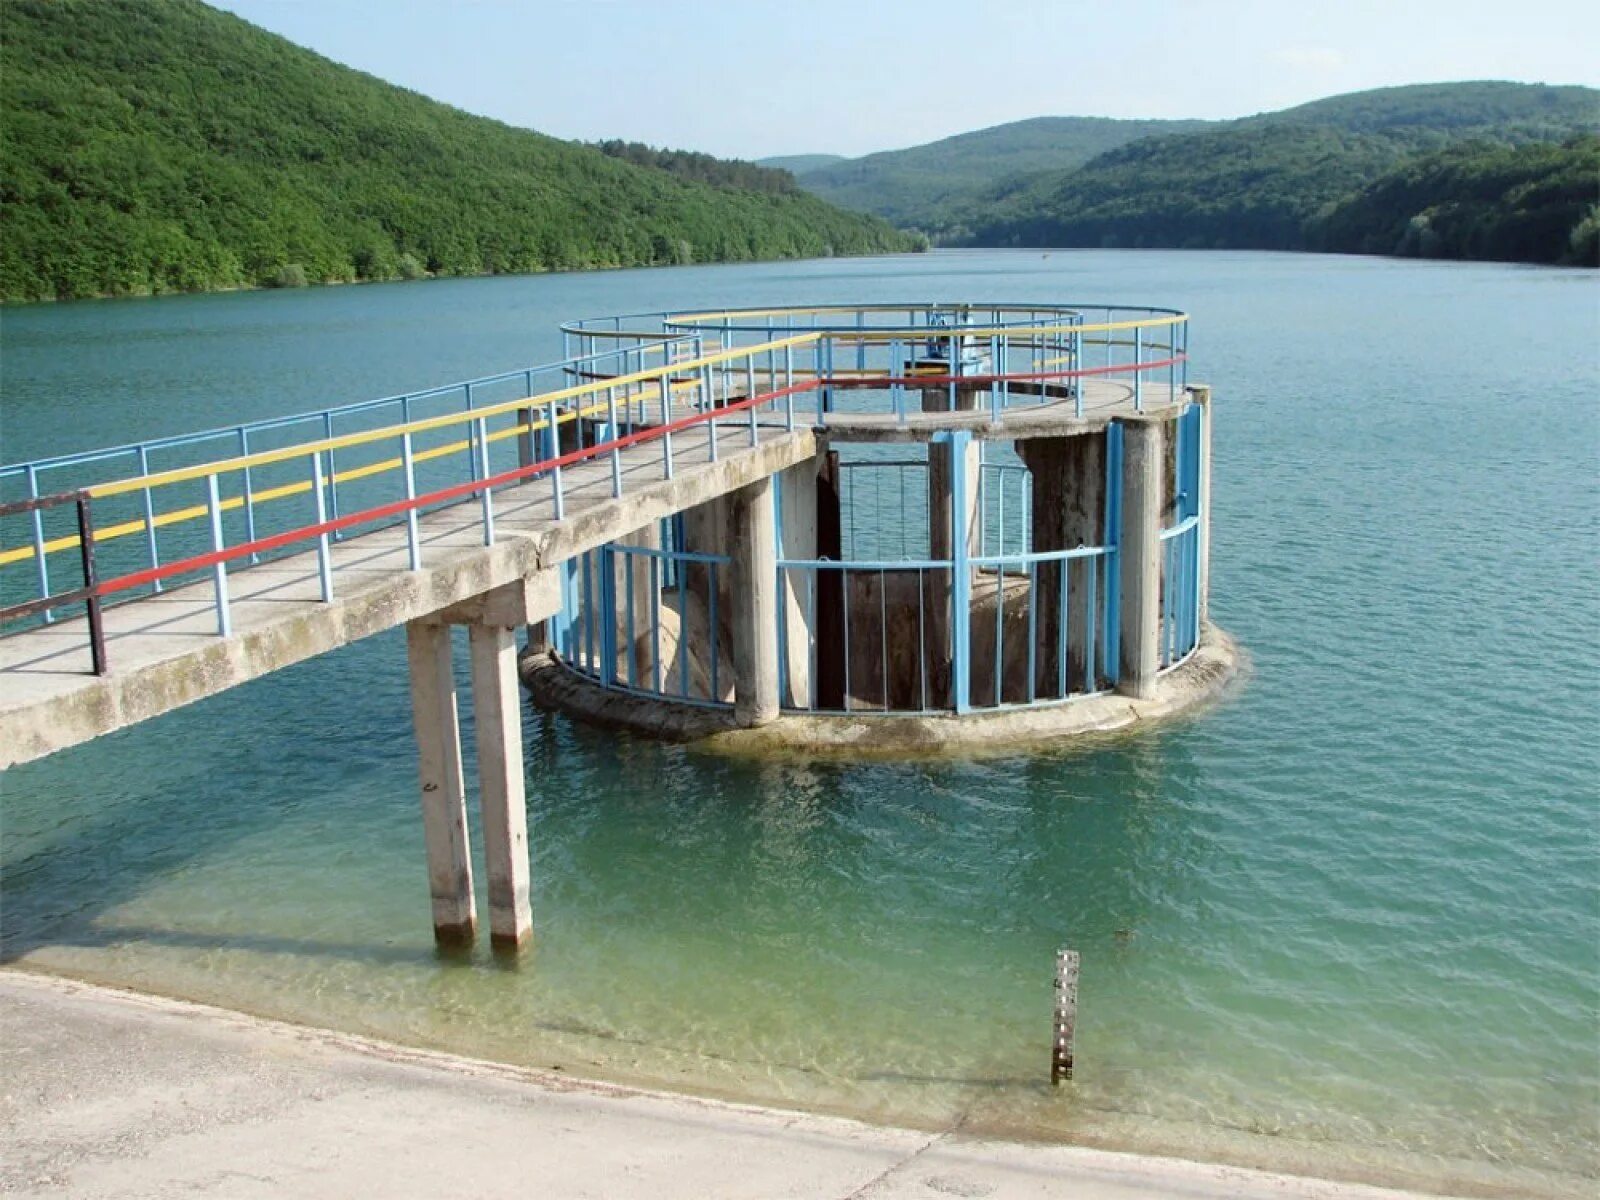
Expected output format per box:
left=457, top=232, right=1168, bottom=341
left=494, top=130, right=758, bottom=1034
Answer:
left=2, top=252, right=1597, bottom=1196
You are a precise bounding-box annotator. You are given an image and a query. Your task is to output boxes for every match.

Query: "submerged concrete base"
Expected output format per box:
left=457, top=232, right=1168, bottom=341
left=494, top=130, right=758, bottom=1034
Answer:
left=522, top=624, right=1243, bottom=759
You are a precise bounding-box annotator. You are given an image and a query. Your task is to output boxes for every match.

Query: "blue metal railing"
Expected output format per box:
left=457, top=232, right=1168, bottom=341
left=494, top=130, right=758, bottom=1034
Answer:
left=563, top=303, right=1190, bottom=426
left=556, top=521, right=733, bottom=709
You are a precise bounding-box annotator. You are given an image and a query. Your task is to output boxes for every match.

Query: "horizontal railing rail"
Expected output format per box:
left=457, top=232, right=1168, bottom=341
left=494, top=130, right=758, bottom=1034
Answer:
left=2, top=335, right=822, bottom=673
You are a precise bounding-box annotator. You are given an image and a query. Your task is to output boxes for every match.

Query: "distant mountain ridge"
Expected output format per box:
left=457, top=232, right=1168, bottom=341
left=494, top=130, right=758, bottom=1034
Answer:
left=969, top=83, right=1599, bottom=260
left=0, top=0, right=914, bottom=302
left=756, top=154, right=847, bottom=175
left=788, top=116, right=1214, bottom=233
left=784, top=82, right=1600, bottom=263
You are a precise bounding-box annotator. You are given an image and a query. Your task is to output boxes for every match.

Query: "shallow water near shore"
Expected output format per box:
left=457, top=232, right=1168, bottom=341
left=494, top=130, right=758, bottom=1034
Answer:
left=3, top=251, right=1597, bottom=1196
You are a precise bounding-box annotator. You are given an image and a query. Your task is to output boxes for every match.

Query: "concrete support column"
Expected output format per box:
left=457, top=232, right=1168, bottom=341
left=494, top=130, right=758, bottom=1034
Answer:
left=730, top=476, right=780, bottom=727
left=1117, top=420, right=1164, bottom=700
left=1193, top=385, right=1213, bottom=623
left=1019, top=432, right=1107, bottom=697
left=682, top=495, right=735, bottom=655
left=776, top=459, right=820, bottom=709
left=468, top=623, right=533, bottom=953
left=926, top=433, right=979, bottom=707
left=613, top=522, right=660, bottom=684
left=405, top=621, right=476, bottom=948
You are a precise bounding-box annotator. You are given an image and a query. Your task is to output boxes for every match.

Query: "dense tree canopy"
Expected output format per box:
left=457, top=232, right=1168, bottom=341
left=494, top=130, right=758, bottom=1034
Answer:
left=0, top=0, right=914, bottom=302
left=789, top=116, right=1213, bottom=236
left=1311, top=137, right=1600, bottom=265
left=785, top=81, right=1598, bottom=264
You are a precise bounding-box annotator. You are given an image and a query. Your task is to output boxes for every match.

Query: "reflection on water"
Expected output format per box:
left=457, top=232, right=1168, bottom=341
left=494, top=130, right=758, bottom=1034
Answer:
left=3, top=252, right=1597, bottom=1198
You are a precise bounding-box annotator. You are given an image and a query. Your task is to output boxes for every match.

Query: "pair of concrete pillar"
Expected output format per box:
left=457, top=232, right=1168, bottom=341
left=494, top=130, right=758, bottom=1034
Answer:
left=407, top=585, right=541, bottom=952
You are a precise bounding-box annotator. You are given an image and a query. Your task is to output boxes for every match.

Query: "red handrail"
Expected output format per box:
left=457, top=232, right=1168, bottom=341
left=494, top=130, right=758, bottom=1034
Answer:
left=99, top=377, right=821, bottom=598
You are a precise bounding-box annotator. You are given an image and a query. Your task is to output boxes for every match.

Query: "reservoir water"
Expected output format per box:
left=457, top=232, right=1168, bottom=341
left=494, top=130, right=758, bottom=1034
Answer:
left=2, top=251, right=1596, bottom=1196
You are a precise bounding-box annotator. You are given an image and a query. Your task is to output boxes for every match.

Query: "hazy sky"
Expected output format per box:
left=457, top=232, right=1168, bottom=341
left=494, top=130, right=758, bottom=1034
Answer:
left=211, top=0, right=1598, bottom=159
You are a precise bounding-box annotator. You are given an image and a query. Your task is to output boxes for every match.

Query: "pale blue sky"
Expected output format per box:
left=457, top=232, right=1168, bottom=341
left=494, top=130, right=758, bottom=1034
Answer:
left=212, top=0, right=1598, bottom=159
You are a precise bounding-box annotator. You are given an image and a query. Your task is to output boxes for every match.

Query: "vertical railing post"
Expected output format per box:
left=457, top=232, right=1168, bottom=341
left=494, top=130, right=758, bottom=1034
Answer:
left=818, top=337, right=833, bottom=423
left=659, top=375, right=674, bottom=479
left=205, top=474, right=231, bottom=636
left=25, top=465, right=51, bottom=620
left=75, top=492, right=106, bottom=676
left=137, top=446, right=162, bottom=592
left=401, top=431, right=423, bottom=571
left=607, top=386, right=622, bottom=497
left=891, top=337, right=906, bottom=425
left=783, top=344, right=795, bottom=430
left=547, top=398, right=565, bottom=519
left=1133, top=327, right=1144, bottom=412
left=238, top=427, right=258, bottom=562
left=990, top=333, right=1002, bottom=419
left=322, top=411, right=341, bottom=537
left=517, top=367, right=536, bottom=473
left=745, top=353, right=758, bottom=446
left=310, top=451, right=335, bottom=601
left=1073, top=321, right=1085, bottom=418
left=704, top=360, right=719, bottom=462
left=475, top=416, right=494, bottom=545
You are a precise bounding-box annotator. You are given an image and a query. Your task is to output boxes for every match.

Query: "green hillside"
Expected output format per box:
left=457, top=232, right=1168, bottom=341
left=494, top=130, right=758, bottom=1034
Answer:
left=1312, top=137, right=1600, bottom=265
left=1252, top=81, right=1600, bottom=140
left=756, top=154, right=847, bottom=175
left=792, top=116, right=1213, bottom=235
left=969, top=82, right=1600, bottom=256
left=0, top=0, right=914, bottom=302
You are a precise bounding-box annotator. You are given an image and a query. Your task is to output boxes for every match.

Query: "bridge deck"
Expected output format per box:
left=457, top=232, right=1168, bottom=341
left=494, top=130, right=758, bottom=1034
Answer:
left=0, top=422, right=813, bottom=769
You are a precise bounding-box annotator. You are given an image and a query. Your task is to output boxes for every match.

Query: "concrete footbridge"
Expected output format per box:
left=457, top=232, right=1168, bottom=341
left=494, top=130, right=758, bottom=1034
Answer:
left=2, top=302, right=1218, bottom=951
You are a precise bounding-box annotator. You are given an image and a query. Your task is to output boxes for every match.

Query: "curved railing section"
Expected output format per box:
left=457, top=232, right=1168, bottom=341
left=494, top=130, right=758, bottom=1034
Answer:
left=564, top=302, right=1189, bottom=426
left=555, top=517, right=734, bottom=709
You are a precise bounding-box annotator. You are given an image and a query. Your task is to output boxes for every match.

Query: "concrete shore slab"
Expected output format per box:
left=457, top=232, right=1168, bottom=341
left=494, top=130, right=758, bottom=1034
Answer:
left=0, top=970, right=1452, bottom=1200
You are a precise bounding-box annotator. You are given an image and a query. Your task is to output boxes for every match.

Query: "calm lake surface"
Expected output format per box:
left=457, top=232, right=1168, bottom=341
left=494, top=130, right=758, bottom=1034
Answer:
left=3, top=251, right=1597, bottom=1196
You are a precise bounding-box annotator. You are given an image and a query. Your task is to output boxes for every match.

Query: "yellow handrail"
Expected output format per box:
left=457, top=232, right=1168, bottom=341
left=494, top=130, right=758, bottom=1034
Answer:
left=1, top=338, right=805, bottom=566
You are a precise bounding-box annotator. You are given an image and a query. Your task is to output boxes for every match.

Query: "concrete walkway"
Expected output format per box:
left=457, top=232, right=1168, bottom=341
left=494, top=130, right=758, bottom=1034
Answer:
left=0, top=423, right=811, bottom=769
left=0, top=971, right=1450, bottom=1200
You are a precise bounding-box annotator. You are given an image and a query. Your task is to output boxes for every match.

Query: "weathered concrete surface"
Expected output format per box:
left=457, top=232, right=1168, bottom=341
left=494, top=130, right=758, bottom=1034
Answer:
left=776, top=458, right=819, bottom=708
left=0, top=425, right=813, bottom=770
left=0, top=970, right=1455, bottom=1200
left=525, top=624, right=1244, bottom=758
left=1116, top=418, right=1164, bottom=701
left=468, top=623, right=533, bottom=952
left=522, top=649, right=739, bottom=741
left=730, top=476, right=780, bottom=727
left=405, top=620, right=476, bottom=947
left=824, top=378, right=1187, bottom=443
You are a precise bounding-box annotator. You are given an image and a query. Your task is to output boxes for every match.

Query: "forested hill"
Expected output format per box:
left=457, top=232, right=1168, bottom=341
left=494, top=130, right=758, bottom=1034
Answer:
left=0, top=0, right=914, bottom=303
left=963, top=83, right=1600, bottom=262
left=1312, top=137, right=1599, bottom=264
left=789, top=116, right=1214, bottom=235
